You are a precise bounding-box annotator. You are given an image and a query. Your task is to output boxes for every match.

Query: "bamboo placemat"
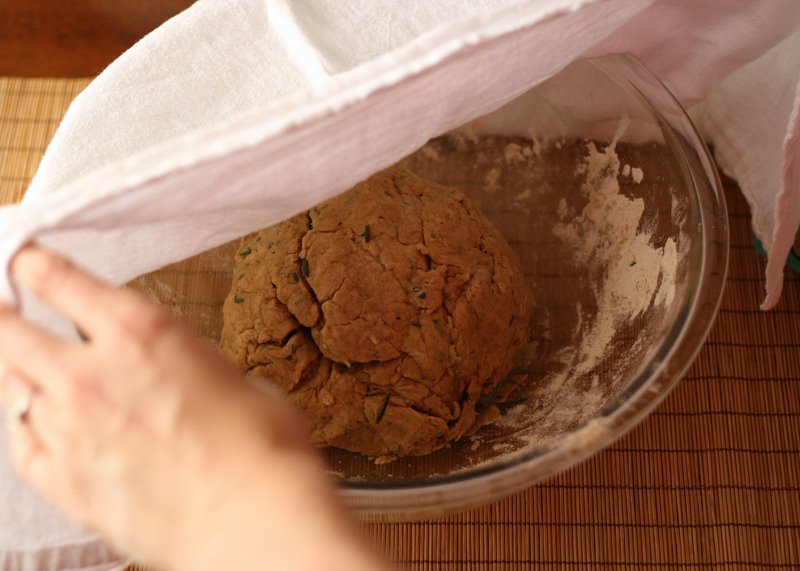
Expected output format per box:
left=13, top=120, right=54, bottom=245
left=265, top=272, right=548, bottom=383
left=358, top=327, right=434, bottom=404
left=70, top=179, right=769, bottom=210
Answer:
left=2, top=78, right=799, bottom=570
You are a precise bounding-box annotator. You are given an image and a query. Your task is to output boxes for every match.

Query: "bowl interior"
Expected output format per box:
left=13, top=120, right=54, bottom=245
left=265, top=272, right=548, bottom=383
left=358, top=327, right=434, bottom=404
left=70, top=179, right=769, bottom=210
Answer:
left=127, top=55, right=722, bottom=509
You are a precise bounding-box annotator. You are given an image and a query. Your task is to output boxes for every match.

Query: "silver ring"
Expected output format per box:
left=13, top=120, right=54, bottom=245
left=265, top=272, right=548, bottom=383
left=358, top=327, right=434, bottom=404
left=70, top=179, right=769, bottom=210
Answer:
left=11, top=387, right=36, bottom=424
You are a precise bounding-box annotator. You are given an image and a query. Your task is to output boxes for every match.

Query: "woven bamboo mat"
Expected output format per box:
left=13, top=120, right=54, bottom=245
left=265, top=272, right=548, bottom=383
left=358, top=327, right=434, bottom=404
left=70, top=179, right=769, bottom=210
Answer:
left=1, top=77, right=799, bottom=570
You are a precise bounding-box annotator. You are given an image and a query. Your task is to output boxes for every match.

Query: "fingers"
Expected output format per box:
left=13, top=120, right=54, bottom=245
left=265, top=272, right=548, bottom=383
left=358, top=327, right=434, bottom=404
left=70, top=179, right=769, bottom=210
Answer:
left=1, top=367, right=51, bottom=493
left=11, top=246, right=151, bottom=340
left=0, top=363, right=65, bottom=452
left=0, top=306, right=73, bottom=392
left=0, top=363, right=33, bottom=412
left=6, top=410, right=51, bottom=495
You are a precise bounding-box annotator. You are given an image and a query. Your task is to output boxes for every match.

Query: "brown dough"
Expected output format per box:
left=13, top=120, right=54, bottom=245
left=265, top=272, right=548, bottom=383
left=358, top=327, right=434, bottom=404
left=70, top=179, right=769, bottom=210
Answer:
left=219, top=167, right=533, bottom=459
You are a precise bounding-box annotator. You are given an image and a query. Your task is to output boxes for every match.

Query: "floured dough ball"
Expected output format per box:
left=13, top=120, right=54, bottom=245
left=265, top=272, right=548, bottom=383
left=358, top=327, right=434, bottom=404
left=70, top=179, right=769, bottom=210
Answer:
left=220, top=167, right=533, bottom=459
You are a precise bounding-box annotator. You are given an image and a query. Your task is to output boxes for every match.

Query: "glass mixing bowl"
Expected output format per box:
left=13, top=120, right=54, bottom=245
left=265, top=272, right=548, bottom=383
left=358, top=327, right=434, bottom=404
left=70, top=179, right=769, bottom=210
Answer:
left=332, top=54, right=728, bottom=519
left=130, top=54, right=728, bottom=521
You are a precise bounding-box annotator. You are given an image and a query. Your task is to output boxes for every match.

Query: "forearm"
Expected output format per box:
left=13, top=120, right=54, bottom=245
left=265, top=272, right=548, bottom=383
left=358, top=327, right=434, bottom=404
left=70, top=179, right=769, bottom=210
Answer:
left=164, top=438, right=387, bottom=571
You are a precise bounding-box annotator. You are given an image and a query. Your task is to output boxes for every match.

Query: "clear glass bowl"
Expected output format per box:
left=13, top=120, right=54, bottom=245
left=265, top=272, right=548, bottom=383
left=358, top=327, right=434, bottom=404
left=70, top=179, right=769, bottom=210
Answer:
left=332, top=54, right=728, bottom=519
left=130, top=54, right=728, bottom=521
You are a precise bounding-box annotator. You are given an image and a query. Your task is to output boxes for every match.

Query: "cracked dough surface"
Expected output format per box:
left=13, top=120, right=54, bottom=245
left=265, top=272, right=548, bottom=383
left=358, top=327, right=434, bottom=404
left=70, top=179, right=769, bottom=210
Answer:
left=220, top=167, right=533, bottom=459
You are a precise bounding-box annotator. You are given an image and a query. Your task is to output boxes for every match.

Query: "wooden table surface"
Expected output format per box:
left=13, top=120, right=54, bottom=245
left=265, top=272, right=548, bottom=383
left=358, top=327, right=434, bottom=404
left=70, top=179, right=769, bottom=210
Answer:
left=0, top=0, right=195, bottom=77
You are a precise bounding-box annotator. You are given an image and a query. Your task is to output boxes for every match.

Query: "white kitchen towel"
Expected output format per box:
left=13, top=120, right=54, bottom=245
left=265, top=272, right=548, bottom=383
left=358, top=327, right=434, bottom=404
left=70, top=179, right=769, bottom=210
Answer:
left=1, top=0, right=799, bottom=568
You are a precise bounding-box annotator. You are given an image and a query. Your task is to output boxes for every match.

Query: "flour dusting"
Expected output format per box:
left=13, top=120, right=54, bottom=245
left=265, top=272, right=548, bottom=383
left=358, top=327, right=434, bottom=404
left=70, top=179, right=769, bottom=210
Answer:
left=460, top=124, right=681, bottom=466
left=552, top=122, right=677, bottom=380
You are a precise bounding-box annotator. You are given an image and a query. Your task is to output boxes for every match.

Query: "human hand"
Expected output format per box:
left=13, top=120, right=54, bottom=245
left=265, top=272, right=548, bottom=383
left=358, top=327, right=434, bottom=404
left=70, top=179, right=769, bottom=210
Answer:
left=0, top=247, right=385, bottom=571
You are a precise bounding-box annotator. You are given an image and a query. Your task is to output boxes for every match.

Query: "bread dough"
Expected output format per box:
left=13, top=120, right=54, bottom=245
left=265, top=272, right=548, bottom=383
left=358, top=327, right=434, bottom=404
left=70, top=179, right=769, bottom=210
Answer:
left=220, top=167, right=533, bottom=459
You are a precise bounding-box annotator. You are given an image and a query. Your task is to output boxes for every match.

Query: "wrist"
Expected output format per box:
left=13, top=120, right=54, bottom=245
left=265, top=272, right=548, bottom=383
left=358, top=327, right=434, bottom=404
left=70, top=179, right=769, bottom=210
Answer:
left=172, top=447, right=383, bottom=571
left=162, top=387, right=384, bottom=571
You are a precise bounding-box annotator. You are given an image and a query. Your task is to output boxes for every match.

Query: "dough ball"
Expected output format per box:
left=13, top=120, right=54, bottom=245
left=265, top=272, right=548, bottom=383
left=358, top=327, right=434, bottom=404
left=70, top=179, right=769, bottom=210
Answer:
left=220, top=167, right=533, bottom=459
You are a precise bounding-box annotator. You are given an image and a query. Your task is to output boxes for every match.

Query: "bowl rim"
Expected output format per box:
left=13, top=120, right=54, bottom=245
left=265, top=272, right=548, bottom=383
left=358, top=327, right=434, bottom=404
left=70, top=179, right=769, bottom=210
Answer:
left=338, top=53, right=730, bottom=515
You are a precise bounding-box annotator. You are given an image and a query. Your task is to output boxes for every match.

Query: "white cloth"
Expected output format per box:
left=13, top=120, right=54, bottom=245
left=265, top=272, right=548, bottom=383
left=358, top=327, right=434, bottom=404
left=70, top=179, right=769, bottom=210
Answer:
left=1, top=0, right=798, bottom=568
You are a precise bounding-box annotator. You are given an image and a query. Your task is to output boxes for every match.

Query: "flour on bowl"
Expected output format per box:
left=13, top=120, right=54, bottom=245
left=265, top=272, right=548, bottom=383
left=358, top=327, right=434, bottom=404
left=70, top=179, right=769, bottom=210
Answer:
left=492, top=128, right=679, bottom=457
left=553, top=122, right=677, bottom=380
